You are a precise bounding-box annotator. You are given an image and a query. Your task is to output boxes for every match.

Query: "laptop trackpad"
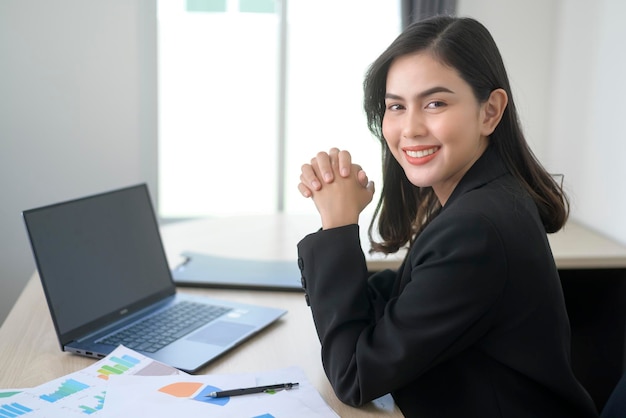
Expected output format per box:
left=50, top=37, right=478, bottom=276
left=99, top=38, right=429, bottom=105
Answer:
left=187, top=321, right=255, bottom=346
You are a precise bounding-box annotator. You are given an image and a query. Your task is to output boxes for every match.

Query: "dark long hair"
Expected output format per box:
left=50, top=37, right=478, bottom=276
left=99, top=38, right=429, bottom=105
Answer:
left=364, top=16, right=569, bottom=254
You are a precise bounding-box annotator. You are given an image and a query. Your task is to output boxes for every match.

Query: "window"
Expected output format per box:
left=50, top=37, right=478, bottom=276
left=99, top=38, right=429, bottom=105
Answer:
left=158, top=0, right=401, bottom=218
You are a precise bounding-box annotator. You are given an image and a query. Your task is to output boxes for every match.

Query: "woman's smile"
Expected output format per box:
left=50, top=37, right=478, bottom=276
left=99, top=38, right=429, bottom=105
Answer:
left=403, top=146, right=440, bottom=165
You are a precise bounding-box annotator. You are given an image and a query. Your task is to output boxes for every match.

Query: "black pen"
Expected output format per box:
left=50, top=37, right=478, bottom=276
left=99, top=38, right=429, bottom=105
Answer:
left=206, top=382, right=299, bottom=398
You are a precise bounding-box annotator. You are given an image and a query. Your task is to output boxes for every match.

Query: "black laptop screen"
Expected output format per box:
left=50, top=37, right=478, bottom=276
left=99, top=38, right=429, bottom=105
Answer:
left=23, top=184, right=175, bottom=339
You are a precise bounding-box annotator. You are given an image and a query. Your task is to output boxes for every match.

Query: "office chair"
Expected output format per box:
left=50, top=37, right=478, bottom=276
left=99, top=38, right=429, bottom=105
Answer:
left=601, top=371, right=626, bottom=418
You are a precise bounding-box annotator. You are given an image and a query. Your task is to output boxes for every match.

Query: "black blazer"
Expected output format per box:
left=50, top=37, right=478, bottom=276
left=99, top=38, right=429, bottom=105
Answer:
left=297, top=146, right=598, bottom=418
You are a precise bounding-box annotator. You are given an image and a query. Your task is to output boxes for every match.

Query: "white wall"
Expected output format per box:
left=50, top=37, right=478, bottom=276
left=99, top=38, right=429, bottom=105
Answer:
left=459, top=0, right=626, bottom=247
left=457, top=0, right=558, bottom=162
left=548, top=0, right=626, bottom=244
left=0, top=0, right=157, bottom=325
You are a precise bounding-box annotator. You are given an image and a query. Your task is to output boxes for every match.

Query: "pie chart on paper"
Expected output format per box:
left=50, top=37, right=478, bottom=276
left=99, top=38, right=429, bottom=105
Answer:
left=158, top=382, right=229, bottom=406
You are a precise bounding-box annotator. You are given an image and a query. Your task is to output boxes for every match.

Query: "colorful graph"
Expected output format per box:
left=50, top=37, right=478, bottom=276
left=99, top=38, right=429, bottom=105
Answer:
left=191, top=385, right=229, bottom=406
left=158, top=382, right=228, bottom=406
left=158, top=382, right=203, bottom=397
left=78, top=391, right=105, bottom=415
left=97, top=354, right=140, bottom=380
left=39, top=378, right=90, bottom=403
left=0, top=402, right=33, bottom=417
left=0, top=392, right=21, bottom=399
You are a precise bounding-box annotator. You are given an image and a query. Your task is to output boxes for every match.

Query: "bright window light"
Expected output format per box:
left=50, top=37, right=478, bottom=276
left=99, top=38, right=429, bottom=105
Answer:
left=158, top=0, right=400, bottom=218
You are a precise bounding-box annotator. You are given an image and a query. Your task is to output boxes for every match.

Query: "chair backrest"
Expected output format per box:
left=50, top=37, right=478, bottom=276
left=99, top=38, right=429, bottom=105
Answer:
left=602, top=372, right=626, bottom=418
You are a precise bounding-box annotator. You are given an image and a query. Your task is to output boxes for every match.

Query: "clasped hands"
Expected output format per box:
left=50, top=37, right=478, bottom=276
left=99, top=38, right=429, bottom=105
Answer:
left=298, top=148, right=375, bottom=230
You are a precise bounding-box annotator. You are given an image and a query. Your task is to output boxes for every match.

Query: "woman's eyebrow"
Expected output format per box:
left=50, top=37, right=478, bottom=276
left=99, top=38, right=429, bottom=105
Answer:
left=385, top=86, right=455, bottom=101
left=418, top=86, right=455, bottom=98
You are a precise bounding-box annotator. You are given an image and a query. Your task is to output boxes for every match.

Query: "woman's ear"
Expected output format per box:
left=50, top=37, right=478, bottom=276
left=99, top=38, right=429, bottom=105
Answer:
left=481, top=88, right=508, bottom=136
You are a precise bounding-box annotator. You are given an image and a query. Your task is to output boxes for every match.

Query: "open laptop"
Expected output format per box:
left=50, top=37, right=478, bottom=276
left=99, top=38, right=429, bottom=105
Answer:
left=22, top=184, right=287, bottom=373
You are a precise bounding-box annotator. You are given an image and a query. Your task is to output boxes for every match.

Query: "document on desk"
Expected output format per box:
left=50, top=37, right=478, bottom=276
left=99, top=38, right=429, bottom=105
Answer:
left=172, top=251, right=304, bottom=291
left=0, top=346, right=338, bottom=417
left=0, top=345, right=182, bottom=417
left=0, top=388, right=25, bottom=399
left=100, top=365, right=339, bottom=417
left=0, top=389, right=22, bottom=396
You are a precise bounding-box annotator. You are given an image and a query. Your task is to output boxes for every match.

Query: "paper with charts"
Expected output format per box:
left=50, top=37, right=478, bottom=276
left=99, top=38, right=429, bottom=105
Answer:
left=0, top=345, right=182, bottom=417
left=100, top=365, right=338, bottom=417
left=0, top=345, right=338, bottom=417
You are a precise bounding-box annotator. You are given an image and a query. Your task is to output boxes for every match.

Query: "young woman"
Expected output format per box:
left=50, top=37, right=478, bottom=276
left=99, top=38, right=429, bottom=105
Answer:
left=296, top=16, right=598, bottom=417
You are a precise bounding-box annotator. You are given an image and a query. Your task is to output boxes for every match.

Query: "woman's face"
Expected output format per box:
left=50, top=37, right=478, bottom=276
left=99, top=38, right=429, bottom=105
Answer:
left=382, top=52, right=493, bottom=205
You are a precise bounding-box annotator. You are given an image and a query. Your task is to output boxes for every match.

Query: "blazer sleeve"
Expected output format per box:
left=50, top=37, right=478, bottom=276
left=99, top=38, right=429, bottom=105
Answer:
left=367, top=268, right=398, bottom=319
left=297, top=210, right=508, bottom=406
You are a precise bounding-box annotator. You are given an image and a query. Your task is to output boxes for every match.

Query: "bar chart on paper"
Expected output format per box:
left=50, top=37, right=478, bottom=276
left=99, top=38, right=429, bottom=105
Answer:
left=0, top=402, right=33, bottom=417
left=0, top=346, right=182, bottom=417
left=96, top=355, right=140, bottom=380
left=39, top=378, right=90, bottom=403
left=78, top=391, right=105, bottom=415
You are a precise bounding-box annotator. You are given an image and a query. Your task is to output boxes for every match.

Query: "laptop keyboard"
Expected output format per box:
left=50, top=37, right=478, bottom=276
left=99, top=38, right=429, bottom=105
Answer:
left=98, top=301, right=232, bottom=353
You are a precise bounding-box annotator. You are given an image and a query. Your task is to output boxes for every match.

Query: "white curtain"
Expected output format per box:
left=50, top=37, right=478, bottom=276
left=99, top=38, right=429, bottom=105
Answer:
left=401, top=0, right=457, bottom=28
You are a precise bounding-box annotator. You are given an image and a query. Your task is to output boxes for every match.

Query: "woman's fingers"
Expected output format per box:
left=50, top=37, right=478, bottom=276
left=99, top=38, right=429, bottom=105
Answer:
left=337, top=150, right=352, bottom=177
left=298, top=180, right=313, bottom=198
left=315, top=149, right=336, bottom=183
left=299, top=148, right=369, bottom=199
left=314, top=148, right=353, bottom=182
left=298, top=160, right=321, bottom=196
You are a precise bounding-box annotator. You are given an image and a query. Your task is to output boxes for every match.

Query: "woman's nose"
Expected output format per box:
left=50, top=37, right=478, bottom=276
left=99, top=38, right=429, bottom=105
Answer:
left=401, top=110, right=427, bottom=139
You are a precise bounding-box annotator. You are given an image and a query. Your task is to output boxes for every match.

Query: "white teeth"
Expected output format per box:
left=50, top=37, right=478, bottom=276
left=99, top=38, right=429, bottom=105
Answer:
left=406, top=148, right=437, bottom=158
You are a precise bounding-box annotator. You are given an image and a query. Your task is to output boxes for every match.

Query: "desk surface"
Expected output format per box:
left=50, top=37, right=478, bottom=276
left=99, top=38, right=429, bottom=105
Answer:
left=2, top=214, right=626, bottom=417
left=0, top=276, right=401, bottom=416
left=161, top=214, right=626, bottom=271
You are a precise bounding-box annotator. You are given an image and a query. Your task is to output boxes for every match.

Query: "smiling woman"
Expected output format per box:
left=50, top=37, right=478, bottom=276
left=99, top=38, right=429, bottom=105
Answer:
left=295, top=15, right=599, bottom=417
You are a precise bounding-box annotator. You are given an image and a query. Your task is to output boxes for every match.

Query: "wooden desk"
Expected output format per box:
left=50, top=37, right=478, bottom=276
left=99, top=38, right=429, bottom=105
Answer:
left=0, top=276, right=402, bottom=416
left=159, top=213, right=626, bottom=271
left=2, top=214, right=626, bottom=414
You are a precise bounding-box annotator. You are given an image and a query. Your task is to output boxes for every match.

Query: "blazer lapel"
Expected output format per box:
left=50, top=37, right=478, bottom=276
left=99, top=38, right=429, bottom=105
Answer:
left=394, top=145, right=510, bottom=294
left=443, top=145, right=509, bottom=210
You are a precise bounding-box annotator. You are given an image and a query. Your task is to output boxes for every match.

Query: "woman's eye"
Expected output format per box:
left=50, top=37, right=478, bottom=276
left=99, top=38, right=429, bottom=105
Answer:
left=426, top=101, right=446, bottom=109
left=387, top=103, right=404, bottom=111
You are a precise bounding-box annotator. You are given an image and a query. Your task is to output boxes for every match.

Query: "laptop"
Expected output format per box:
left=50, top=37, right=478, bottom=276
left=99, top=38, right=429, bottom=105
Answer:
left=22, top=184, right=287, bottom=373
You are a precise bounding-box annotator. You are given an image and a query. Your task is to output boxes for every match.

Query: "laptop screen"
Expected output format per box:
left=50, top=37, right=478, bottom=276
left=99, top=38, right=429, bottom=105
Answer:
left=23, top=184, right=175, bottom=340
